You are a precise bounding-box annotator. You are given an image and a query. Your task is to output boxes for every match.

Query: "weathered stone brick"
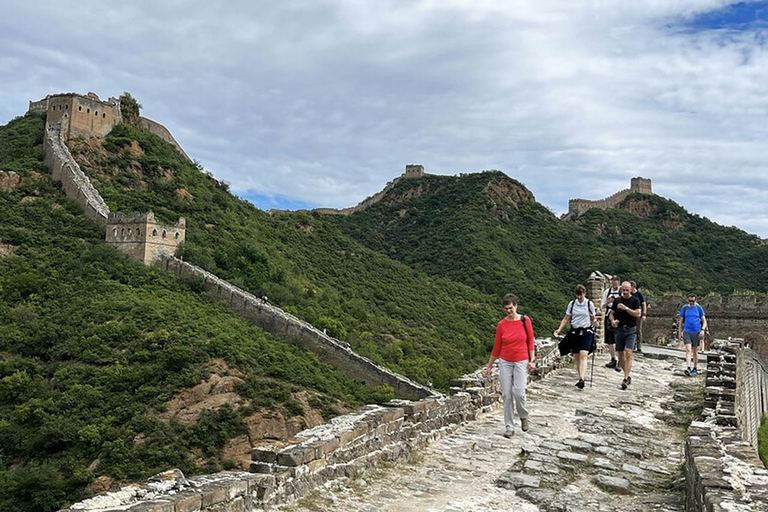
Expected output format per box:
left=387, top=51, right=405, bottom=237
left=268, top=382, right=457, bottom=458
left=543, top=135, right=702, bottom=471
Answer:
left=172, top=492, right=202, bottom=512
left=251, top=447, right=277, bottom=463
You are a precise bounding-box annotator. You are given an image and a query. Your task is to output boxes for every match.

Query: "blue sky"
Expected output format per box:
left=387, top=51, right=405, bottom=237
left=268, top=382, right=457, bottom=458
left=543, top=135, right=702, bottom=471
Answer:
left=683, top=1, right=768, bottom=30
left=3, top=1, right=768, bottom=237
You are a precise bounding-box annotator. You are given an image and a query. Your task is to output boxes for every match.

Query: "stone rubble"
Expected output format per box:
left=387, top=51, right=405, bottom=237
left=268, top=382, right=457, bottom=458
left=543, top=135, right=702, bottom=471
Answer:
left=282, top=353, right=702, bottom=512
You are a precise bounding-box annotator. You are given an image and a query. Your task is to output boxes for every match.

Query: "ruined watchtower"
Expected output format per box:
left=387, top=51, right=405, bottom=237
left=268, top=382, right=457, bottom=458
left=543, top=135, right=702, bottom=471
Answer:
left=106, top=212, right=186, bottom=265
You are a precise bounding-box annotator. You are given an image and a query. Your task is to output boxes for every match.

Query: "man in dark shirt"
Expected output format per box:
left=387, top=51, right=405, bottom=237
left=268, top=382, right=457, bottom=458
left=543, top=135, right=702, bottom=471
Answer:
left=609, top=282, right=642, bottom=390
left=630, top=281, right=647, bottom=352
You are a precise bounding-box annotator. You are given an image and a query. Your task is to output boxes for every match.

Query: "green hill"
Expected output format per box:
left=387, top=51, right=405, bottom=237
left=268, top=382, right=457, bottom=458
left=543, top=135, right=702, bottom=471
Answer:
left=0, top=114, right=393, bottom=512
left=330, top=171, right=768, bottom=315
left=70, top=122, right=502, bottom=391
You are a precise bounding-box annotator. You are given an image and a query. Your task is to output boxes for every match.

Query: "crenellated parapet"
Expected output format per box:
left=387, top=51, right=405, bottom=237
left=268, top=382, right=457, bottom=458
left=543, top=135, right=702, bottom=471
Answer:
left=44, top=121, right=110, bottom=224
left=685, top=341, right=768, bottom=511
left=106, top=212, right=186, bottom=265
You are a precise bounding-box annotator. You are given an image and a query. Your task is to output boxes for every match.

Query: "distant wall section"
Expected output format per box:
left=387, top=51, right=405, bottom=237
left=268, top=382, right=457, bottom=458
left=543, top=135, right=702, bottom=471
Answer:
left=311, top=164, right=428, bottom=216
left=160, top=256, right=434, bottom=399
left=43, top=122, right=110, bottom=224
left=567, top=177, right=653, bottom=217
left=139, top=116, right=192, bottom=161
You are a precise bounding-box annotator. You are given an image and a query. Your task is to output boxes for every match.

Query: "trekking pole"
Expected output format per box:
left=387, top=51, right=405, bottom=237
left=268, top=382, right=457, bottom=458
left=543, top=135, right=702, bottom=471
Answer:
left=589, top=349, right=596, bottom=388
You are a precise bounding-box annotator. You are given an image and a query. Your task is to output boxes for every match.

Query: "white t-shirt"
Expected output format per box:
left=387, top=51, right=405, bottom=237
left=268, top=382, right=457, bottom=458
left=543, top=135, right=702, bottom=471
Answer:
left=601, top=287, right=621, bottom=315
left=567, top=298, right=595, bottom=328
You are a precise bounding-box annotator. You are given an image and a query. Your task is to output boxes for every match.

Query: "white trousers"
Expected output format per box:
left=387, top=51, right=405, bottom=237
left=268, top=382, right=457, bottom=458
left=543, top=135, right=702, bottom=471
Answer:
left=498, top=358, right=529, bottom=430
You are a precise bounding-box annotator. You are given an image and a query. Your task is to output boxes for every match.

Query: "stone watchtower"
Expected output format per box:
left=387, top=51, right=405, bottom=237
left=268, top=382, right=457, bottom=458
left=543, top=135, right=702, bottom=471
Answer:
left=630, top=177, right=652, bottom=195
left=404, top=164, right=425, bottom=179
left=29, top=92, right=122, bottom=141
left=106, top=212, right=186, bottom=265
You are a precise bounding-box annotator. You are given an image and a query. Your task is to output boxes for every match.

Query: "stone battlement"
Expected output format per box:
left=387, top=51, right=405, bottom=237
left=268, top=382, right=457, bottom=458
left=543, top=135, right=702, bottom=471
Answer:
left=29, top=91, right=190, bottom=160
left=310, top=164, right=428, bottom=216
left=106, top=212, right=186, bottom=265
left=567, top=176, right=653, bottom=218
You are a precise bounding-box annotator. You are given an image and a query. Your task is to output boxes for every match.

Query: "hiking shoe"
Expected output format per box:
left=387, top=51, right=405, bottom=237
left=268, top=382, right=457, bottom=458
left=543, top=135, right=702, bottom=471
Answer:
left=626, top=376, right=631, bottom=385
left=615, top=364, right=622, bottom=372
left=521, top=418, right=530, bottom=432
left=691, top=368, right=698, bottom=377
left=684, top=367, right=691, bottom=376
left=605, top=359, right=617, bottom=368
left=576, top=379, right=585, bottom=389
left=504, top=429, right=515, bottom=438
left=620, top=378, right=628, bottom=390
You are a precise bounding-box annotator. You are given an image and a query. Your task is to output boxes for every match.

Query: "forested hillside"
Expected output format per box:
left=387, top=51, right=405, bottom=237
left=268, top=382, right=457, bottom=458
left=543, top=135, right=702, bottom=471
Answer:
left=0, top=114, right=392, bottom=512
left=70, top=122, right=502, bottom=391
left=331, top=172, right=768, bottom=304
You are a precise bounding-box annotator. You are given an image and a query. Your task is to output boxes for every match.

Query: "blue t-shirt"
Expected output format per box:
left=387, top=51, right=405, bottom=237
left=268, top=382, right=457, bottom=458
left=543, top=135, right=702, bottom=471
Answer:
left=632, top=290, right=646, bottom=306
left=680, top=303, right=705, bottom=333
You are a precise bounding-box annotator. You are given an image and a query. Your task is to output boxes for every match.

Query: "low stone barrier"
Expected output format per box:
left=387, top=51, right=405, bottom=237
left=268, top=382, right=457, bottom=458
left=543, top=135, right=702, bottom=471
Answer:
left=684, top=341, right=768, bottom=511
left=59, top=342, right=570, bottom=511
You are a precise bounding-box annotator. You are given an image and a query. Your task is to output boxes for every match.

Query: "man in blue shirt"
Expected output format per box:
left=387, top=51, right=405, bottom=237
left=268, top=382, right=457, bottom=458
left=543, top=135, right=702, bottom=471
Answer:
left=678, top=293, right=708, bottom=376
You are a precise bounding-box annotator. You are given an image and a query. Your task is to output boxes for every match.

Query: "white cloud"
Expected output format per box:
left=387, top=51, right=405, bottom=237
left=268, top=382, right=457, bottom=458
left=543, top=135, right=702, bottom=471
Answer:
left=2, top=0, right=768, bottom=236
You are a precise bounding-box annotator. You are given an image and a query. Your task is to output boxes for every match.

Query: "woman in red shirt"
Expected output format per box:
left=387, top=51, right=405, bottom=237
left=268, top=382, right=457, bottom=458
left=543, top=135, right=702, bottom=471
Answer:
left=485, top=293, right=536, bottom=437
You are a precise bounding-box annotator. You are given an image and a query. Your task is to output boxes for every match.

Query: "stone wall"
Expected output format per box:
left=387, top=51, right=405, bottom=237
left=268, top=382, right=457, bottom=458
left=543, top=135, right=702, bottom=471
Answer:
left=737, top=347, right=768, bottom=449
left=44, top=122, right=110, bottom=225
left=567, top=176, right=653, bottom=217
left=160, top=256, right=433, bottom=399
left=684, top=341, right=768, bottom=511
left=310, top=165, right=428, bottom=216
left=106, top=212, right=186, bottom=265
left=643, top=293, right=768, bottom=361
left=139, top=116, right=192, bottom=161
left=59, top=341, right=564, bottom=512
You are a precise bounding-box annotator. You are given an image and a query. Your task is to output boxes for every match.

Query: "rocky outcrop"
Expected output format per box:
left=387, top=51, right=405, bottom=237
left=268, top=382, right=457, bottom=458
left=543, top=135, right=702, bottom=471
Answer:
left=0, top=170, right=20, bottom=192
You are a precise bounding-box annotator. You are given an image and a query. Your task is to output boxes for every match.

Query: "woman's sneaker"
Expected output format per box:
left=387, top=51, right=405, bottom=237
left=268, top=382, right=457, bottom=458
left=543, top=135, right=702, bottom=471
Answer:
left=504, top=429, right=515, bottom=438
left=576, top=379, right=585, bottom=389
left=684, top=367, right=692, bottom=376
left=621, top=378, right=629, bottom=390
left=691, top=368, right=698, bottom=377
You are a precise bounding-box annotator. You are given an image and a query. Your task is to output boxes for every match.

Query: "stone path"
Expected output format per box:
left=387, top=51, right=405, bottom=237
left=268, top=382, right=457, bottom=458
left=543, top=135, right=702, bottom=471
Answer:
left=282, top=353, right=702, bottom=512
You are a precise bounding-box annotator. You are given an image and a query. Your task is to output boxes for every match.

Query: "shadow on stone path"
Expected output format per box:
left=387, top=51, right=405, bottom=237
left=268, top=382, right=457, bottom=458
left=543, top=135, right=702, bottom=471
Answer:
left=282, top=354, right=702, bottom=512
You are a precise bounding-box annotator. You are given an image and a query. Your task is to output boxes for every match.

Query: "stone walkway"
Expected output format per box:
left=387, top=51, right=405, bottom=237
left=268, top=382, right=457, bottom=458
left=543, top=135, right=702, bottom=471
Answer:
left=282, top=353, right=702, bottom=512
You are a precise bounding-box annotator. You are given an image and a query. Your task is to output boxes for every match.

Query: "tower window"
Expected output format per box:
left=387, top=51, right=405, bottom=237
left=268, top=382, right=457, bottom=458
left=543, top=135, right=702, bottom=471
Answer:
left=162, top=230, right=167, bottom=239
left=87, top=108, right=90, bottom=113
left=152, top=229, right=157, bottom=237
left=175, top=232, right=180, bottom=240
left=79, top=106, right=82, bottom=111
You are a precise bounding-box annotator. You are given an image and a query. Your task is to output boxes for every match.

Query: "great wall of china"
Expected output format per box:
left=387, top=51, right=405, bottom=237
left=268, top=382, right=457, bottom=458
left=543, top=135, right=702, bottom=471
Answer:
left=21, top=92, right=768, bottom=511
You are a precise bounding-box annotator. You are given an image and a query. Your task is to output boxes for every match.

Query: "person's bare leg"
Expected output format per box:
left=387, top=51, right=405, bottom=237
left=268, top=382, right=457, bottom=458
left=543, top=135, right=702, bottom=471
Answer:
left=578, top=351, right=588, bottom=380
left=624, top=349, right=633, bottom=380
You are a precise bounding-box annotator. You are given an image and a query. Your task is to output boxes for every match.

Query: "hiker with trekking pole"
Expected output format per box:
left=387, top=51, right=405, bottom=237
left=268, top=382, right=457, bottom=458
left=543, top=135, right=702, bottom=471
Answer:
left=553, top=284, right=599, bottom=389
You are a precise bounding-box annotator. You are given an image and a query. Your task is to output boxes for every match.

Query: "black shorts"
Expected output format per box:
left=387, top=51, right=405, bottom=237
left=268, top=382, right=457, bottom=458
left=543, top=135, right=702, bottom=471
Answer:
left=604, top=319, right=615, bottom=345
